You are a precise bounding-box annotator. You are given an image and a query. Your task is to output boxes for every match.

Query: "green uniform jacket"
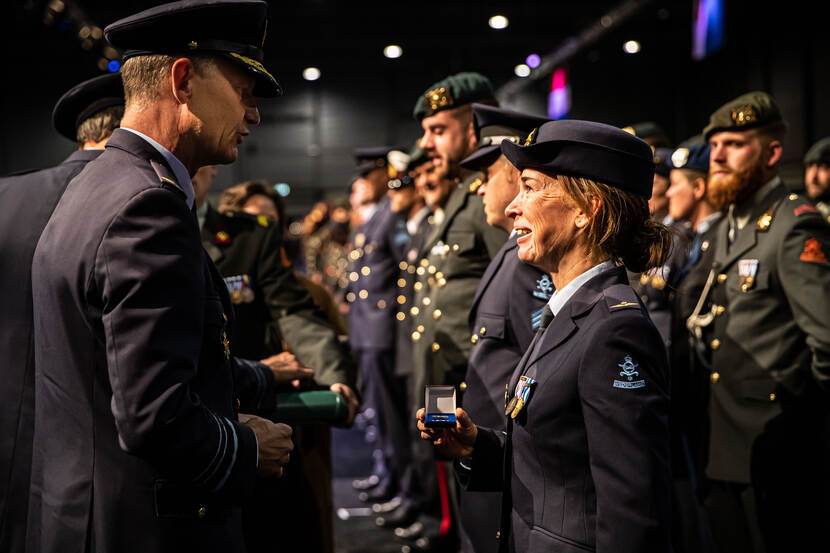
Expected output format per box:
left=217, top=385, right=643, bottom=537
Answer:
left=691, top=178, right=830, bottom=484
left=410, top=177, right=508, bottom=410
left=201, top=206, right=355, bottom=390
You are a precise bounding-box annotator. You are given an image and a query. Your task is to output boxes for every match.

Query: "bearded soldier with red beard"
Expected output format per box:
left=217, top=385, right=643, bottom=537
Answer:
left=687, top=92, right=830, bottom=553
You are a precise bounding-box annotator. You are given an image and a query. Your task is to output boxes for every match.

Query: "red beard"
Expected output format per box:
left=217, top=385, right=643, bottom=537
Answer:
left=707, top=155, right=768, bottom=211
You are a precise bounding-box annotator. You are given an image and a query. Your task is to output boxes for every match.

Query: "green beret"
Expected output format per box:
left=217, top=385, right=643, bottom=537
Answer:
left=702, top=91, right=783, bottom=140
left=804, top=137, right=830, bottom=166
left=413, top=72, right=496, bottom=121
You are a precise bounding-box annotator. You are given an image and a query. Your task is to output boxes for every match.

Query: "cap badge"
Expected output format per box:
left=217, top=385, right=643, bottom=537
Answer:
left=187, top=40, right=198, bottom=50
left=731, top=104, right=757, bottom=126
left=425, top=87, right=453, bottom=113
left=671, top=148, right=689, bottom=168
left=524, top=128, right=537, bottom=146
left=621, top=126, right=636, bottom=136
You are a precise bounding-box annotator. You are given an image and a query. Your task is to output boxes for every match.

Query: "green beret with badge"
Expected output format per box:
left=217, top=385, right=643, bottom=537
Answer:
left=412, top=72, right=496, bottom=121
left=702, top=91, right=784, bottom=140
left=804, top=137, right=830, bottom=166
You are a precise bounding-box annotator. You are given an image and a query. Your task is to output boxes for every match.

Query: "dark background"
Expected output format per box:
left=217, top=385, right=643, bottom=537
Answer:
left=1, top=0, right=827, bottom=215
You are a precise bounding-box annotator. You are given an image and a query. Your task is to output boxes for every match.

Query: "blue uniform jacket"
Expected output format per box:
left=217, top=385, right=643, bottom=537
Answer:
left=460, top=234, right=553, bottom=553
left=462, top=265, right=671, bottom=553
left=464, top=234, right=553, bottom=430
left=348, top=196, right=409, bottom=351
left=0, top=149, right=102, bottom=552
left=29, top=129, right=258, bottom=553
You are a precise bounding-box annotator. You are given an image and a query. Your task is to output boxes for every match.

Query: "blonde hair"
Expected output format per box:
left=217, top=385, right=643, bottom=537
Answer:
left=76, top=105, right=123, bottom=145
left=556, top=174, right=672, bottom=273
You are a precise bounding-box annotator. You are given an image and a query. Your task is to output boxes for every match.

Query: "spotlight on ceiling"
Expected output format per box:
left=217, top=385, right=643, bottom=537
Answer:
left=383, top=45, right=403, bottom=59
left=623, top=40, right=641, bottom=54
left=526, top=54, right=541, bottom=68
left=302, top=67, right=321, bottom=81
left=514, top=64, right=531, bottom=78
left=489, top=15, right=509, bottom=29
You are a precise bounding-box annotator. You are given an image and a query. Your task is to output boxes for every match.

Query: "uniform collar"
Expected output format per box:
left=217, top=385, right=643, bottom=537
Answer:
left=546, top=260, right=616, bottom=317
left=732, top=176, right=782, bottom=231
left=120, top=127, right=194, bottom=209
left=696, top=211, right=722, bottom=235
left=407, top=206, right=431, bottom=235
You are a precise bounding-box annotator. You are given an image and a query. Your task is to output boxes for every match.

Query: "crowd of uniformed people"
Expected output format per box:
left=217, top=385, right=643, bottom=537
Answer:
left=2, top=1, right=830, bottom=553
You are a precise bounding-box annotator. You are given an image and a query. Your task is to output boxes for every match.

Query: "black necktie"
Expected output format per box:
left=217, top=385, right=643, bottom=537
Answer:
left=540, top=305, right=554, bottom=329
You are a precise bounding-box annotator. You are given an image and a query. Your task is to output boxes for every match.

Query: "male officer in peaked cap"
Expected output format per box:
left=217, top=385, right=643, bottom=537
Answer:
left=804, top=137, right=830, bottom=220
left=28, top=2, right=292, bottom=552
left=688, top=91, right=830, bottom=553
left=0, top=72, right=123, bottom=553
left=347, top=146, right=412, bottom=504
left=454, top=104, right=552, bottom=553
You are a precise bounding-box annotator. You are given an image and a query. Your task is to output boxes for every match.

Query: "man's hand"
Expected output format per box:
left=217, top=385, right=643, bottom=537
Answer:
left=238, top=413, right=293, bottom=477
left=330, top=382, right=359, bottom=428
left=416, top=407, right=477, bottom=459
left=259, top=352, right=314, bottom=387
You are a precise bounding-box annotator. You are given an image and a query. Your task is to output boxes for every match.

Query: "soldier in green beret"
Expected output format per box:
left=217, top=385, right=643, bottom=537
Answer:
left=402, top=72, right=508, bottom=545
left=804, top=137, right=830, bottom=221
left=688, top=91, right=830, bottom=553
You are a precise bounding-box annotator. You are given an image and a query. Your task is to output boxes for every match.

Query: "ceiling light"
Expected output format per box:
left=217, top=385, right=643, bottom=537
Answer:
left=302, top=67, right=321, bottom=81
left=383, top=45, right=403, bottom=59
left=526, top=54, right=541, bottom=68
left=514, top=64, right=531, bottom=78
left=488, top=15, right=509, bottom=29
left=623, top=40, right=641, bottom=54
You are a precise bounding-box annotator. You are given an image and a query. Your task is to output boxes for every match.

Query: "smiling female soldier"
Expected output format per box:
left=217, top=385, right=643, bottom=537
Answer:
left=418, top=120, right=673, bottom=553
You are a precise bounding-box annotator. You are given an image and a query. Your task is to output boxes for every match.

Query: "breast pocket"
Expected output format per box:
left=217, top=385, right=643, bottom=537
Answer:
left=474, top=313, right=506, bottom=341
left=446, top=230, right=476, bottom=256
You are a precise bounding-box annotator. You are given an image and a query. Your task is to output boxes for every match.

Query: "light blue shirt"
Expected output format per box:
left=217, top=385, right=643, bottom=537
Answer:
left=121, top=127, right=195, bottom=209
left=546, top=260, right=616, bottom=317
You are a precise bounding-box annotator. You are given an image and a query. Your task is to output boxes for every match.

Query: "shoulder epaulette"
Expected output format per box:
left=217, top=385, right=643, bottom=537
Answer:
left=603, top=284, right=642, bottom=312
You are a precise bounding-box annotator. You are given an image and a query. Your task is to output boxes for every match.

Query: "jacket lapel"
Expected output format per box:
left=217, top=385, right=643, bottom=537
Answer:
left=716, top=182, right=786, bottom=270
left=468, top=237, right=516, bottom=324
left=420, top=184, right=467, bottom=258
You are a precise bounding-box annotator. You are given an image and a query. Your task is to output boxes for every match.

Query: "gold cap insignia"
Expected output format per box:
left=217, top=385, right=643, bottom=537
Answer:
left=621, top=126, right=636, bottom=136
left=524, top=128, right=537, bottom=146
left=425, top=87, right=453, bottom=114
left=731, top=104, right=757, bottom=126
left=671, top=147, right=689, bottom=168
left=187, top=40, right=198, bottom=50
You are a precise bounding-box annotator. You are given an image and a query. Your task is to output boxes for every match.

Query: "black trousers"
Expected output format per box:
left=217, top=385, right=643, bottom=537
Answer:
left=358, top=348, right=412, bottom=490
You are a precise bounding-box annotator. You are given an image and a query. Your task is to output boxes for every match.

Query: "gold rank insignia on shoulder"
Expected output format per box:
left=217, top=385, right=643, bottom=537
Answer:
left=609, top=300, right=638, bottom=309
left=425, top=87, right=453, bottom=114
left=257, top=215, right=270, bottom=227
left=757, top=207, right=774, bottom=231
left=731, top=104, right=757, bottom=126
left=469, top=178, right=482, bottom=193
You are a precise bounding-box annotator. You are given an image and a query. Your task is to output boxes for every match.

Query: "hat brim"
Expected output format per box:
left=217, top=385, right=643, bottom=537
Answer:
left=52, top=73, right=124, bottom=142
left=459, top=145, right=501, bottom=172
left=222, top=52, right=282, bottom=97
left=501, top=139, right=654, bottom=198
